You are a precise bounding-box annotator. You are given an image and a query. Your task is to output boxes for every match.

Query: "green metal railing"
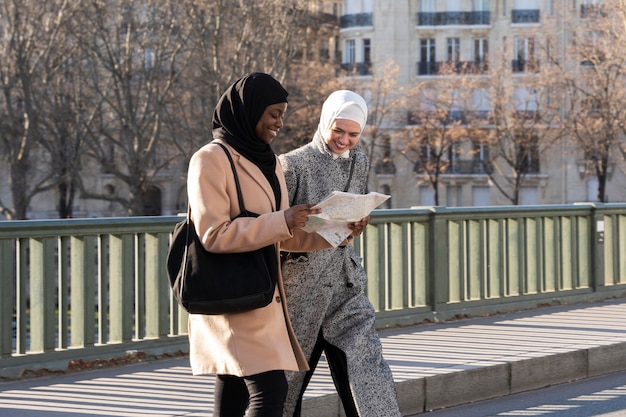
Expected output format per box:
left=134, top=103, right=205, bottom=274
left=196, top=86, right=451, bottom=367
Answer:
left=1, top=204, right=625, bottom=378
left=359, top=204, right=626, bottom=327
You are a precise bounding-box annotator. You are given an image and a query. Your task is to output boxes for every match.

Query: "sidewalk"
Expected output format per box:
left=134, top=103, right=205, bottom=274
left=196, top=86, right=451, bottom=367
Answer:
left=1, top=298, right=626, bottom=417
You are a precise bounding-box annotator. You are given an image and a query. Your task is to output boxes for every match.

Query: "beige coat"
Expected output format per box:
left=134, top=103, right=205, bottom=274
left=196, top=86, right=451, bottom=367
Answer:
left=186, top=140, right=329, bottom=377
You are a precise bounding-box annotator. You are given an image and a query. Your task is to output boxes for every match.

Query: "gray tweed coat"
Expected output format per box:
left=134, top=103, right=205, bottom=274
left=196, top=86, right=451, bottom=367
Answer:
left=278, top=136, right=401, bottom=417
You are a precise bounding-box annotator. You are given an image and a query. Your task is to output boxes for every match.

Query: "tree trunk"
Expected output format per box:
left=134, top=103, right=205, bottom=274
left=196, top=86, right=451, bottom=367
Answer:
left=58, top=179, right=76, bottom=218
left=10, top=159, right=30, bottom=220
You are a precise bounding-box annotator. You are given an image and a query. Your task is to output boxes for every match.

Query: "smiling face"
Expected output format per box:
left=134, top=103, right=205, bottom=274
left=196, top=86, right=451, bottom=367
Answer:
left=323, top=118, right=362, bottom=155
left=255, top=102, right=287, bottom=144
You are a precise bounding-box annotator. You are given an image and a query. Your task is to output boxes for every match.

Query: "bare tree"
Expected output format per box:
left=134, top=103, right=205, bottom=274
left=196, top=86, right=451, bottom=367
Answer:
left=473, top=40, right=564, bottom=205
left=0, top=0, right=75, bottom=219
left=350, top=62, right=406, bottom=190
left=276, top=62, right=343, bottom=155
left=181, top=0, right=341, bottom=157
left=0, top=0, right=345, bottom=218
left=551, top=0, right=626, bottom=202
left=71, top=0, right=196, bottom=216
left=399, top=63, right=474, bottom=206
left=33, top=6, right=89, bottom=218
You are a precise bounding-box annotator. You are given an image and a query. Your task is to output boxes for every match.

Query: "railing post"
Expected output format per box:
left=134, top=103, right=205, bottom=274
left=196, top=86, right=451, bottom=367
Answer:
left=58, top=236, right=70, bottom=349
left=109, top=234, right=135, bottom=343
left=364, top=223, right=384, bottom=311
left=0, top=239, right=13, bottom=357
left=29, top=237, right=56, bottom=353
left=15, top=239, right=28, bottom=355
left=430, top=208, right=450, bottom=311
left=71, top=235, right=96, bottom=347
left=145, top=232, right=171, bottom=338
left=591, top=204, right=605, bottom=292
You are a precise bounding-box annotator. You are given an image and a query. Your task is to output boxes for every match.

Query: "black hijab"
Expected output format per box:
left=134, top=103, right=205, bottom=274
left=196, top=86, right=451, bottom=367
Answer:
left=212, top=73, right=288, bottom=209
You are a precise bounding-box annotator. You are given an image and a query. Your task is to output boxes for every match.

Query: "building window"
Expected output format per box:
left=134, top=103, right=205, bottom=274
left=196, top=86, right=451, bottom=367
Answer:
left=580, top=31, right=605, bottom=65
left=473, top=0, right=489, bottom=11
left=447, top=142, right=461, bottom=173
left=413, top=141, right=435, bottom=173
left=514, top=87, right=538, bottom=115
left=472, top=0, right=491, bottom=24
left=512, top=0, right=540, bottom=23
left=473, top=88, right=490, bottom=119
left=363, top=38, right=371, bottom=65
left=345, top=39, right=356, bottom=65
left=518, top=136, right=540, bottom=174
left=473, top=38, right=489, bottom=72
left=447, top=37, right=460, bottom=62
left=513, top=37, right=537, bottom=72
left=418, top=38, right=437, bottom=75
left=417, top=0, right=436, bottom=25
left=374, top=136, right=396, bottom=174
left=420, top=0, right=436, bottom=12
left=581, top=0, right=604, bottom=18
left=342, top=38, right=371, bottom=75
left=340, top=0, right=373, bottom=28
left=474, top=39, right=488, bottom=62
left=472, top=142, right=492, bottom=174
left=344, top=0, right=356, bottom=14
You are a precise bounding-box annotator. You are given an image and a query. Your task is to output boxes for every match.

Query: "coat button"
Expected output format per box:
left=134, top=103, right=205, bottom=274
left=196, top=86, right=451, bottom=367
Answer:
left=275, top=296, right=282, bottom=303
left=346, top=283, right=354, bottom=288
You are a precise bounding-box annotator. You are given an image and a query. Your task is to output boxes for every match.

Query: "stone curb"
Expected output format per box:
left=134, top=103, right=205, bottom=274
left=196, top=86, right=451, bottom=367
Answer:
left=301, top=341, right=626, bottom=416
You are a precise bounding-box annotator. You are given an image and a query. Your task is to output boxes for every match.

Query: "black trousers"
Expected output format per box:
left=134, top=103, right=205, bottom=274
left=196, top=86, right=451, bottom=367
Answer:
left=293, top=330, right=359, bottom=417
left=214, top=370, right=287, bottom=417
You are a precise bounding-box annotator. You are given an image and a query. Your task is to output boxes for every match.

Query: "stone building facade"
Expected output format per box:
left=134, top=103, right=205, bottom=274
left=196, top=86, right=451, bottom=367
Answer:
left=340, top=0, right=625, bottom=208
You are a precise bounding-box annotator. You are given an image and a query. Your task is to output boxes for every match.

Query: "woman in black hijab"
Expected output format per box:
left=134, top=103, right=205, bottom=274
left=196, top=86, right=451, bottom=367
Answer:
left=185, top=73, right=334, bottom=417
left=212, top=72, right=286, bottom=209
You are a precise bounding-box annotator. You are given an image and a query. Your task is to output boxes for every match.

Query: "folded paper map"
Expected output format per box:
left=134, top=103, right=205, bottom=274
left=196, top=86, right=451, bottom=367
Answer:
left=303, top=191, right=390, bottom=247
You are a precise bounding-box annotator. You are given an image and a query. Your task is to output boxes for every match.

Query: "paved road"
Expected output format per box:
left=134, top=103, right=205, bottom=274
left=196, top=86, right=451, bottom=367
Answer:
left=413, top=369, right=626, bottom=417
left=0, top=358, right=211, bottom=417
left=1, top=298, right=626, bottom=416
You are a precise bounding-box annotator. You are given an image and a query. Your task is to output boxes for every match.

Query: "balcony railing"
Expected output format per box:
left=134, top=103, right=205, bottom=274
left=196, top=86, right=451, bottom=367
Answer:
left=581, top=4, right=607, bottom=18
left=417, top=159, right=494, bottom=175
left=417, top=60, right=488, bottom=76
left=512, top=59, right=540, bottom=73
left=341, top=62, right=372, bottom=76
left=1, top=205, right=626, bottom=378
left=417, top=61, right=439, bottom=76
left=417, top=11, right=490, bottom=26
left=511, top=9, right=540, bottom=23
left=408, top=110, right=491, bottom=125
left=340, top=12, right=373, bottom=28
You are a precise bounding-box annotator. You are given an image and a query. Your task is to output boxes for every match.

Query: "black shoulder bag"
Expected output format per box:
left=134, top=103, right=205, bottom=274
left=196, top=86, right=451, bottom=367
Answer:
left=166, top=143, right=278, bottom=315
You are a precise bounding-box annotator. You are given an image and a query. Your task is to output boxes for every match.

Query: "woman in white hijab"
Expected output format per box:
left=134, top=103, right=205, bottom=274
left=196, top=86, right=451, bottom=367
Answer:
left=278, top=90, right=402, bottom=417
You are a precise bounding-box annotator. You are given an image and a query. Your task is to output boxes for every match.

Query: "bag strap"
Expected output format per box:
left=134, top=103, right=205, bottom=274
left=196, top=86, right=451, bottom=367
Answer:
left=178, top=142, right=249, bottom=290
left=215, top=142, right=248, bottom=216
left=185, top=142, right=248, bottom=231
left=185, top=141, right=248, bottom=224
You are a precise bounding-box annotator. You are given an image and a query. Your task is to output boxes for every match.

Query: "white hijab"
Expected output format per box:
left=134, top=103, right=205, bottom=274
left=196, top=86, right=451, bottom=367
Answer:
left=314, top=90, right=368, bottom=158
